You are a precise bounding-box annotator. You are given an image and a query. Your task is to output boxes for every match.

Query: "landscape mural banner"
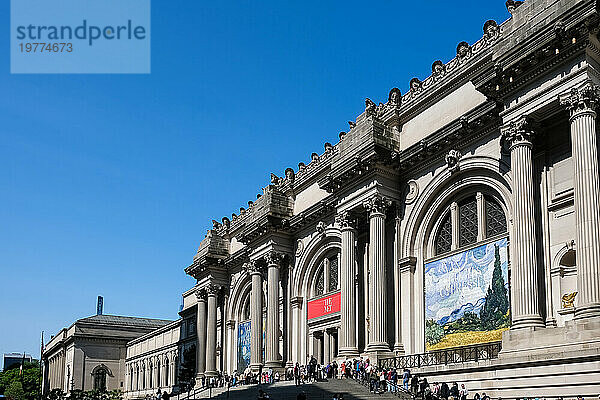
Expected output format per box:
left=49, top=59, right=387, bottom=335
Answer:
left=237, top=321, right=251, bottom=373
left=425, top=237, right=510, bottom=351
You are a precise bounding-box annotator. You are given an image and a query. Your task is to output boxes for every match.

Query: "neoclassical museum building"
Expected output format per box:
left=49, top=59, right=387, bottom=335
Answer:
left=49, top=0, right=600, bottom=398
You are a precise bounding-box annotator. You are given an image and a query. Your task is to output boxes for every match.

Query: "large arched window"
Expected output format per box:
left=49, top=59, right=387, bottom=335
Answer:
left=92, top=365, right=108, bottom=391
left=312, top=254, right=340, bottom=297
left=433, top=193, right=507, bottom=257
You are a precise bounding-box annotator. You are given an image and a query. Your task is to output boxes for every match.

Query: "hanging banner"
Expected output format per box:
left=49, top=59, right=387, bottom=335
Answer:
left=237, top=321, right=251, bottom=373
left=307, top=292, right=341, bottom=320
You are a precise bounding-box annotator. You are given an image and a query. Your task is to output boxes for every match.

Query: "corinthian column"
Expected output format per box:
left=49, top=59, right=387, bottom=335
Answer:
left=364, top=194, right=392, bottom=353
left=246, top=261, right=264, bottom=371
left=560, top=83, right=600, bottom=319
left=336, top=211, right=359, bottom=357
left=195, top=289, right=207, bottom=381
left=501, top=117, right=544, bottom=329
left=205, top=284, right=219, bottom=377
left=265, top=252, right=283, bottom=368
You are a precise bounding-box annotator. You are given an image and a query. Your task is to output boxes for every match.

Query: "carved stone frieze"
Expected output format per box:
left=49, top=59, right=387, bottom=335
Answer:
left=445, top=149, right=462, bottom=173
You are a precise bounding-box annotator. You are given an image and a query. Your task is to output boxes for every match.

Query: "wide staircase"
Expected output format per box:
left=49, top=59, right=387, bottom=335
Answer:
left=190, top=379, right=412, bottom=400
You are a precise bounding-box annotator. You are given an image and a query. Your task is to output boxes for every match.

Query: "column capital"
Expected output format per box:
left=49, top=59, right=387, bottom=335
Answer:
left=263, top=251, right=286, bottom=269
left=226, top=320, right=236, bottom=329
left=244, top=260, right=263, bottom=276
left=195, top=288, right=207, bottom=302
left=501, top=115, right=538, bottom=151
left=398, top=256, right=417, bottom=274
left=363, top=194, right=393, bottom=217
left=336, top=210, right=358, bottom=231
left=206, top=283, right=220, bottom=297
left=290, top=296, right=304, bottom=309
left=560, top=82, right=600, bottom=119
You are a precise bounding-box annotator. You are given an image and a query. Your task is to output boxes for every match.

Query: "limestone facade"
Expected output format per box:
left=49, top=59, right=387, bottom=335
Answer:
left=42, top=315, right=172, bottom=394
left=126, top=0, right=600, bottom=397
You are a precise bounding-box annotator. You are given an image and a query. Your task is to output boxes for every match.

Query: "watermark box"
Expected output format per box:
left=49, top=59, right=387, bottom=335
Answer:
left=10, top=0, right=151, bottom=74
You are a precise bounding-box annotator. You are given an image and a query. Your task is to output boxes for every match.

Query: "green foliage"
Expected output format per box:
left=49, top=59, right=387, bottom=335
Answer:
left=479, top=244, right=510, bottom=330
left=0, top=362, right=41, bottom=400
left=445, top=311, right=482, bottom=334
left=5, top=380, right=25, bottom=400
left=425, top=319, right=445, bottom=346
left=41, top=388, right=122, bottom=400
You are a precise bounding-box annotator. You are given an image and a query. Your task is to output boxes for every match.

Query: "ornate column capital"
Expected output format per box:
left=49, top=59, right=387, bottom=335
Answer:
left=501, top=115, right=538, bottom=151
left=244, top=260, right=263, bottom=276
left=195, top=288, right=207, bottom=302
left=206, top=283, right=220, bottom=297
left=363, top=194, right=393, bottom=218
left=264, top=251, right=286, bottom=269
left=335, top=210, right=358, bottom=231
left=559, top=82, right=600, bottom=120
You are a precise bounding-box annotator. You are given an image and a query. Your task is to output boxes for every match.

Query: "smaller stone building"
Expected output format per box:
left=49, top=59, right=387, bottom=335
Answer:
left=42, top=315, right=172, bottom=394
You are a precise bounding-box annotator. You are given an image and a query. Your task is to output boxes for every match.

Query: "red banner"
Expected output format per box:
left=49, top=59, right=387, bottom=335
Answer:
left=307, top=292, right=341, bottom=320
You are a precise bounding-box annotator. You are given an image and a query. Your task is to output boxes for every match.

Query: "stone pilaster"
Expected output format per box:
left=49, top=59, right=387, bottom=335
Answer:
left=560, top=83, right=600, bottom=320
left=246, top=261, right=264, bottom=370
left=195, top=289, right=207, bottom=381
left=501, top=116, right=545, bottom=329
left=336, top=211, right=359, bottom=358
left=205, top=284, right=219, bottom=377
left=364, top=194, right=393, bottom=354
left=323, top=330, right=331, bottom=364
left=265, top=251, right=284, bottom=369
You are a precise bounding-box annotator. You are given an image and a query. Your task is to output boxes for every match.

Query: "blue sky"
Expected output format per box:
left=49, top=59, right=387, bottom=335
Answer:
left=0, top=1, right=510, bottom=363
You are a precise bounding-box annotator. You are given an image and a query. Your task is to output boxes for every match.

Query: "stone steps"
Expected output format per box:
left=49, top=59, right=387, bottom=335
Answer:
left=193, top=379, right=409, bottom=400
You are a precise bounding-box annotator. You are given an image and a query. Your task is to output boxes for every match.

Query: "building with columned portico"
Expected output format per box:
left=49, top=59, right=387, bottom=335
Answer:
left=124, top=0, right=600, bottom=397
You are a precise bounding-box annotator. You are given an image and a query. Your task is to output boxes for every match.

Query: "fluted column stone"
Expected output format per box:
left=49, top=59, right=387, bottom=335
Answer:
left=364, top=194, right=392, bottom=352
left=560, top=83, right=600, bottom=319
left=502, top=116, right=545, bottom=329
left=247, top=261, right=264, bottom=370
left=323, top=330, right=331, bottom=364
left=336, top=211, right=359, bottom=357
left=205, top=284, right=219, bottom=377
left=265, top=252, right=284, bottom=368
left=195, top=289, right=207, bottom=380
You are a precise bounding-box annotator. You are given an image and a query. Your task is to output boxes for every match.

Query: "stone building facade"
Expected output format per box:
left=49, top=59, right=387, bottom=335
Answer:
left=126, top=0, right=600, bottom=397
left=42, top=315, right=172, bottom=394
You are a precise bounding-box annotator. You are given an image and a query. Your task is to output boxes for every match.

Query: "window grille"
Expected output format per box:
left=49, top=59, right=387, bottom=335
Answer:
left=485, top=196, right=507, bottom=237
left=459, top=198, right=478, bottom=247
left=329, top=256, right=339, bottom=292
left=435, top=212, right=452, bottom=255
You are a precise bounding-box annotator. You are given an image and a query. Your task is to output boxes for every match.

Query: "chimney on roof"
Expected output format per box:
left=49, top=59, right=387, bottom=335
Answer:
left=97, top=296, right=103, bottom=315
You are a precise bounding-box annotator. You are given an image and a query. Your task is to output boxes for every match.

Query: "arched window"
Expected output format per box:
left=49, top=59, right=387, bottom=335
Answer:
left=149, top=361, right=153, bottom=388
left=435, top=212, right=452, bottom=255
left=93, top=366, right=107, bottom=391
left=459, top=197, right=478, bottom=247
left=434, top=193, right=507, bottom=256
left=312, top=254, right=340, bottom=297
left=165, top=357, right=169, bottom=387
left=242, top=296, right=251, bottom=321
left=157, top=358, right=161, bottom=388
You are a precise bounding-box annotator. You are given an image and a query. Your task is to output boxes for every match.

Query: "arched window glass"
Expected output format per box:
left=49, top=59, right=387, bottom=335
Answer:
left=435, top=212, right=452, bottom=255
left=315, top=267, right=324, bottom=296
left=485, top=196, right=507, bottom=237
left=459, top=198, right=478, bottom=247
left=329, top=256, right=339, bottom=292
left=242, top=297, right=250, bottom=321
left=94, top=367, right=107, bottom=391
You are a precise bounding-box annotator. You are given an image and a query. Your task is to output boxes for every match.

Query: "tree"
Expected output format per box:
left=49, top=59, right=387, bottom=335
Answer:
left=425, top=319, right=445, bottom=346
left=0, top=362, right=41, bottom=400
left=480, top=244, right=510, bottom=330
left=5, top=380, right=25, bottom=400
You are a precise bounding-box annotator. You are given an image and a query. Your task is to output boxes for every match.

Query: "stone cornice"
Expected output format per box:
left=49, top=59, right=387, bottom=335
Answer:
left=288, top=197, right=336, bottom=233
left=393, top=101, right=501, bottom=175
left=475, top=1, right=597, bottom=101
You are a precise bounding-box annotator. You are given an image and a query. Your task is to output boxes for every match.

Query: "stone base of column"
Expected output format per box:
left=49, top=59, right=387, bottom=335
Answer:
left=285, top=361, right=294, bottom=369
left=204, top=370, right=218, bottom=378
left=393, top=343, right=405, bottom=355
left=364, top=348, right=394, bottom=364
left=511, top=314, right=545, bottom=330
left=195, top=374, right=205, bottom=387
left=575, top=303, right=600, bottom=320
left=249, top=363, right=263, bottom=374
left=337, top=347, right=359, bottom=359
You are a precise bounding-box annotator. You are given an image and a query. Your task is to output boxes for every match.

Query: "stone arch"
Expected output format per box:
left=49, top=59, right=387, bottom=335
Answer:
left=401, top=155, right=513, bottom=352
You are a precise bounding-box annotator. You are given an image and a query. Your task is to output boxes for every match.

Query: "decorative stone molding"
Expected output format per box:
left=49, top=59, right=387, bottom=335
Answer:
left=206, top=283, right=220, bottom=297
left=483, top=20, right=499, bottom=42
left=244, top=261, right=262, bottom=276
left=316, top=221, right=326, bottom=236
left=264, top=251, right=285, bottom=268
left=405, top=180, right=419, bottom=205
left=559, top=83, right=600, bottom=119
left=363, top=194, right=392, bottom=217
left=445, top=149, right=462, bottom=173
left=335, top=211, right=358, bottom=230
left=505, top=0, right=524, bottom=15
left=398, top=257, right=417, bottom=274
left=195, top=288, right=207, bottom=302
left=456, top=41, right=472, bottom=61
left=409, top=78, right=423, bottom=94
left=501, top=116, right=538, bottom=151
left=388, top=88, right=402, bottom=108
left=285, top=168, right=295, bottom=183
left=432, top=60, right=446, bottom=80
left=295, top=239, right=305, bottom=257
